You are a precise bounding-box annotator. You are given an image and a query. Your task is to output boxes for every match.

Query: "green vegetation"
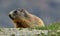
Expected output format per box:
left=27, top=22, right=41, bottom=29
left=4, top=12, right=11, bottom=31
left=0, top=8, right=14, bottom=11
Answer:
left=31, top=22, right=60, bottom=36
left=33, top=22, right=60, bottom=30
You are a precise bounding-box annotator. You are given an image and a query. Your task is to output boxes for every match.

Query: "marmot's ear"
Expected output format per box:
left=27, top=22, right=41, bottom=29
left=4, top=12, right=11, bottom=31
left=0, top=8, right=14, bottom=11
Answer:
left=20, top=9, right=29, bottom=15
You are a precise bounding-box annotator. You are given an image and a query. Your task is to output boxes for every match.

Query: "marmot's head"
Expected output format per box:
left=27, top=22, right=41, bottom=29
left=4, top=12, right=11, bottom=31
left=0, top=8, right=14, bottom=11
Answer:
left=9, top=9, right=29, bottom=20
left=9, top=9, right=31, bottom=28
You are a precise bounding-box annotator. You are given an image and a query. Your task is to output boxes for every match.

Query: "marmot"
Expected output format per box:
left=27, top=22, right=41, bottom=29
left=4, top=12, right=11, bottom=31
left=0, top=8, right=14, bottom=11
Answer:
left=9, top=9, right=45, bottom=28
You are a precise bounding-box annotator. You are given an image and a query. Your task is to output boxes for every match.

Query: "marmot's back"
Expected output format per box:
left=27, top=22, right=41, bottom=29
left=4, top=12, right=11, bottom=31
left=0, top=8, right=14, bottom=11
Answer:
left=9, top=9, right=45, bottom=28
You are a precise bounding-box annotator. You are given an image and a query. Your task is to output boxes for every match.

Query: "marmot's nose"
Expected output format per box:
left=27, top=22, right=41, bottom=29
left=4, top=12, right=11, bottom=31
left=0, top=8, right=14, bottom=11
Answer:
left=9, top=14, right=14, bottom=20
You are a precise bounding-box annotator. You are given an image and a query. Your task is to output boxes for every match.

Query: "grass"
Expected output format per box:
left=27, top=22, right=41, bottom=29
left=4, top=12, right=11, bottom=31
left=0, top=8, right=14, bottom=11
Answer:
left=30, top=22, right=60, bottom=36
left=31, top=22, right=60, bottom=30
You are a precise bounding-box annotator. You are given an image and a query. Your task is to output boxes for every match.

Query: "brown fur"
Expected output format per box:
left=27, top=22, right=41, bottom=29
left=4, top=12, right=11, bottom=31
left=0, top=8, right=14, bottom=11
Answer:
left=9, top=9, right=45, bottom=28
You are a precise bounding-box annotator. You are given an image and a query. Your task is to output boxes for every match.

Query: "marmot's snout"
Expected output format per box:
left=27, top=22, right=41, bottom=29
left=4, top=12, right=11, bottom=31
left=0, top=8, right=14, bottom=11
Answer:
left=9, top=10, right=18, bottom=20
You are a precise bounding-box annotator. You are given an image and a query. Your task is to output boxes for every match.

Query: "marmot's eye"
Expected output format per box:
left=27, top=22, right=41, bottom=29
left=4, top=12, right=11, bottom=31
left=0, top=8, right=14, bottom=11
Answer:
left=14, top=10, right=17, bottom=14
left=13, top=10, right=17, bottom=15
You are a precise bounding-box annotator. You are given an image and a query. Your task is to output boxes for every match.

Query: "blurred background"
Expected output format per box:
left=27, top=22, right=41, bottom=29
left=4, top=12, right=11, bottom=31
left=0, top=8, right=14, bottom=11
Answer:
left=0, top=0, right=60, bottom=28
